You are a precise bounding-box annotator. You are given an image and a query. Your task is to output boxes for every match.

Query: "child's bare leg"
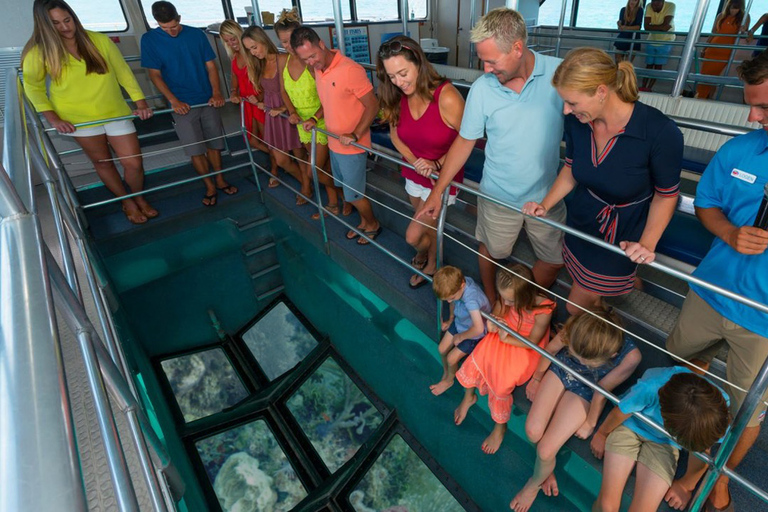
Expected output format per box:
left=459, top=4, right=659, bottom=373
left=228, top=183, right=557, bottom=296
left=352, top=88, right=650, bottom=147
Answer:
left=593, top=451, right=635, bottom=512
left=628, top=463, right=671, bottom=512
left=455, top=386, right=477, bottom=425
left=432, top=346, right=465, bottom=396
left=430, top=332, right=454, bottom=392
left=512, top=391, right=588, bottom=512
left=482, top=422, right=507, bottom=454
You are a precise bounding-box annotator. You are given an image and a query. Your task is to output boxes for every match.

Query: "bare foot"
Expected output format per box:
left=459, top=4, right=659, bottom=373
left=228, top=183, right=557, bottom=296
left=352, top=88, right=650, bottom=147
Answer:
left=342, top=201, right=353, bottom=216
left=134, top=197, right=159, bottom=219
left=430, top=378, right=454, bottom=396
left=510, top=480, right=541, bottom=512
left=453, top=392, right=477, bottom=425
left=709, top=481, right=732, bottom=510
left=664, top=480, right=693, bottom=510
left=481, top=423, right=507, bottom=454
left=541, top=473, right=559, bottom=497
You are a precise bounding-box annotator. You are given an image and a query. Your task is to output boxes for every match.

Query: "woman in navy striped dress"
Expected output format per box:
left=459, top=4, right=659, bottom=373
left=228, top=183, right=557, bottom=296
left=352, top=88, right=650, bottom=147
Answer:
left=523, top=48, right=682, bottom=315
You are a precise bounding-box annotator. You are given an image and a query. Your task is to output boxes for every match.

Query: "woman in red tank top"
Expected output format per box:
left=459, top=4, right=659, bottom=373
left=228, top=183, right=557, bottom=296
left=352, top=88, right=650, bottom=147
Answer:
left=377, top=36, right=466, bottom=288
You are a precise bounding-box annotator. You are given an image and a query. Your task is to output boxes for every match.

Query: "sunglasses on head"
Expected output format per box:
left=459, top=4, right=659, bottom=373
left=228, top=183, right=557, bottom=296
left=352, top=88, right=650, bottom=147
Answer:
left=378, top=40, right=413, bottom=58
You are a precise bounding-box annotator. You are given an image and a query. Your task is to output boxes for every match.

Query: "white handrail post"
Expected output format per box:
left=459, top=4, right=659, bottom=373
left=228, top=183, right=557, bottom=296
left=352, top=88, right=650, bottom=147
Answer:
left=672, top=0, right=712, bottom=96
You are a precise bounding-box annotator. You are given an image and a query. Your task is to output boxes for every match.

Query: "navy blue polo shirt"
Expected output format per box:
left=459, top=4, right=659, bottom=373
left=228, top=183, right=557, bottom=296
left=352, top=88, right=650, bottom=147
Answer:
left=141, top=25, right=216, bottom=105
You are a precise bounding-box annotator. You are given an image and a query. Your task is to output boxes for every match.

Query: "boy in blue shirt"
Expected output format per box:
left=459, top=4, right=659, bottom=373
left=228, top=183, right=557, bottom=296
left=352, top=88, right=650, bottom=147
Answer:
left=141, top=1, right=237, bottom=207
left=590, top=367, right=730, bottom=512
left=431, top=266, right=491, bottom=396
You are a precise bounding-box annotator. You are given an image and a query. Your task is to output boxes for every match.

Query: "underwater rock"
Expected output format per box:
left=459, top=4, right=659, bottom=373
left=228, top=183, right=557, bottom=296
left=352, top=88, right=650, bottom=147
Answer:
left=213, top=452, right=277, bottom=512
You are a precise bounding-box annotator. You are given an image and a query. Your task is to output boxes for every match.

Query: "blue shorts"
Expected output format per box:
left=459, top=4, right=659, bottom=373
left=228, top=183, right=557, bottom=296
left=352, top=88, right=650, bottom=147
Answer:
left=646, top=44, right=672, bottom=66
left=447, top=320, right=483, bottom=354
left=330, top=150, right=368, bottom=202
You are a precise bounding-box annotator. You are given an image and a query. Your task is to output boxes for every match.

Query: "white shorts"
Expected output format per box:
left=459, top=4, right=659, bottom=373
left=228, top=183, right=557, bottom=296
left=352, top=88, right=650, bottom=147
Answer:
left=405, top=178, right=457, bottom=206
left=68, top=119, right=137, bottom=138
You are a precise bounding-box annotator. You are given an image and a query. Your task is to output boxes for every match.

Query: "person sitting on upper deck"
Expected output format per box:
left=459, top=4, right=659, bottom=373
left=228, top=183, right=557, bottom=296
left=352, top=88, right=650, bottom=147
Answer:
left=376, top=36, right=466, bottom=289
left=696, top=0, right=749, bottom=100
left=141, top=1, right=237, bottom=208
left=523, top=48, right=683, bottom=315
left=292, top=26, right=382, bottom=245
left=22, top=0, right=158, bottom=225
left=663, top=51, right=768, bottom=512
left=417, top=8, right=567, bottom=306
left=591, top=368, right=730, bottom=512
left=641, top=0, right=676, bottom=91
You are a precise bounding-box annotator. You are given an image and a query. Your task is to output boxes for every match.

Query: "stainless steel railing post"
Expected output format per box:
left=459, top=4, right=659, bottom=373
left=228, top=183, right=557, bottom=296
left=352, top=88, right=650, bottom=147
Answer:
left=241, top=102, right=263, bottom=193
left=672, top=0, right=713, bottom=96
left=310, top=128, right=330, bottom=253
left=689, top=354, right=768, bottom=511
left=435, top=186, right=451, bottom=340
left=555, top=0, right=569, bottom=57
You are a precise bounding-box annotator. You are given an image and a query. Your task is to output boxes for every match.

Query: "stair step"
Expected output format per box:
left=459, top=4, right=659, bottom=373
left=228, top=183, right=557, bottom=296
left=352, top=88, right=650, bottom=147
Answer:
left=250, top=263, right=281, bottom=280
left=257, top=285, right=284, bottom=301
left=236, top=216, right=271, bottom=232
left=244, top=241, right=276, bottom=257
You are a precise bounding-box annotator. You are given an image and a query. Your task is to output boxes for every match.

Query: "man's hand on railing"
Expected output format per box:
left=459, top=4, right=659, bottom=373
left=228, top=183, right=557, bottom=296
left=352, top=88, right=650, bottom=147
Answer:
left=170, top=99, right=191, bottom=115
left=522, top=201, right=548, bottom=217
left=339, top=133, right=358, bottom=146
left=620, top=241, right=656, bottom=264
left=725, top=225, right=768, bottom=255
left=132, top=100, right=154, bottom=121
left=209, top=94, right=225, bottom=108
left=229, top=93, right=241, bottom=104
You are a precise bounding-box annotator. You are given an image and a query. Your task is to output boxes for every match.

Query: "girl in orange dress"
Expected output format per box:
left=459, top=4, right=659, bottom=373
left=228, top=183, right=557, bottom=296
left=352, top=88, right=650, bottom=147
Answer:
left=696, top=0, right=749, bottom=99
left=454, top=263, right=555, bottom=455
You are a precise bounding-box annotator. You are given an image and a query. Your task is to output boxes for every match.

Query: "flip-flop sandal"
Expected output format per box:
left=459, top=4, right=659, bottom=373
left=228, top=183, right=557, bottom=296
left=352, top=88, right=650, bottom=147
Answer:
left=357, top=226, right=383, bottom=245
left=409, top=271, right=434, bottom=289
left=346, top=228, right=361, bottom=240
left=268, top=177, right=280, bottom=188
left=202, top=192, right=217, bottom=207
left=312, top=204, right=339, bottom=220
left=218, top=184, right=238, bottom=195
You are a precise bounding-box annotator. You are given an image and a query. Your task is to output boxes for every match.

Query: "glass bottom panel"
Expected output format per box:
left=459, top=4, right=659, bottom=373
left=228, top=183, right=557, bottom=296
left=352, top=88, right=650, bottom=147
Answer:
left=196, top=419, right=308, bottom=511
left=351, top=435, right=464, bottom=512
left=160, top=348, right=248, bottom=422
left=286, top=358, right=383, bottom=473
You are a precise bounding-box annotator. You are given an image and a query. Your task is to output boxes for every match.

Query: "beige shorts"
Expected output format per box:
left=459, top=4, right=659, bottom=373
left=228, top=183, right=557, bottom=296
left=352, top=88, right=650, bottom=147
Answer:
left=606, top=425, right=679, bottom=486
left=475, top=197, right=566, bottom=263
left=667, top=290, right=768, bottom=427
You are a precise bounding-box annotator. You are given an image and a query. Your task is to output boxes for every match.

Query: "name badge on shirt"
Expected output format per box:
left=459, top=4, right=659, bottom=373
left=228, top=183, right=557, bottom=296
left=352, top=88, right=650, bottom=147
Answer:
left=731, top=168, right=757, bottom=184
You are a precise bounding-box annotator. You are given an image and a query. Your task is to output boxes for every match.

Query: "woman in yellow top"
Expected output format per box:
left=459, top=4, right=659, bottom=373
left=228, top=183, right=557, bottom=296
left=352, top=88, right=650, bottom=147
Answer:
left=23, top=0, right=157, bottom=224
left=273, top=9, right=351, bottom=219
left=696, top=0, right=749, bottom=99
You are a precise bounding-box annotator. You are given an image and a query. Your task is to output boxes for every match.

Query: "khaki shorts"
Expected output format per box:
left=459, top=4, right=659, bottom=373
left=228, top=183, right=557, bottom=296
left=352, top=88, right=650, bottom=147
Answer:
left=606, top=425, right=679, bottom=486
left=475, top=197, right=566, bottom=263
left=667, top=290, right=768, bottom=427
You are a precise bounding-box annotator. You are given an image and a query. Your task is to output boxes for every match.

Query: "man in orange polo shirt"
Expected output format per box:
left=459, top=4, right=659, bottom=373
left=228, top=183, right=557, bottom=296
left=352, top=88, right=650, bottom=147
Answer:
left=292, top=27, right=382, bottom=245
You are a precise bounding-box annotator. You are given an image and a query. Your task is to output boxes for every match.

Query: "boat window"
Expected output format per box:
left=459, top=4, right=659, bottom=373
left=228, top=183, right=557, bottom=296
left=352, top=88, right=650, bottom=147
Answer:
left=300, top=0, right=353, bottom=23
left=69, top=0, right=129, bottom=32
left=286, top=358, right=383, bottom=473
left=356, top=0, right=399, bottom=22
left=140, top=0, right=226, bottom=28
left=195, top=419, right=308, bottom=511
left=160, top=348, right=249, bottom=422
left=349, top=434, right=465, bottom=512
left=537, top=0, right=574, bottom=27
left=410, top=0, right=428, bottom=19
left=572, top=0, right=720, bottom=31
left=231, top=0, right=294, bottom=24
left=242, top=301, right=319, bottom=380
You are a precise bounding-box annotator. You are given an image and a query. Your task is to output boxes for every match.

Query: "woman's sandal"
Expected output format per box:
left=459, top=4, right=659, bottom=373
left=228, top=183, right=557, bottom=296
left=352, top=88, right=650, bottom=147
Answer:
left=411, top=254, right=428, bottom=271
left=409, top=271, right=434, bottom=289
left=268, top=176, right=280, bottom=188
left=311, top=203, right=339, bottom=220
left=202, top=192, right=217, bottom=207
left=218, top=184, right=238, bottom=195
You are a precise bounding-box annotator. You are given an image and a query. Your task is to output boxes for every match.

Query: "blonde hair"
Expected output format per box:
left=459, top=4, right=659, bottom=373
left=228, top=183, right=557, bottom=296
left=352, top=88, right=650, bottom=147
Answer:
left=496, top=263, right=550, bottom=331
left=470, top=8, right=527, bottom=52
left=552, top=47, right=638, bottom=103
left=274, top=8, right=302, bottom=34
left=219, top=19, right=245, bottom=60
left=432, top=266, right=464, bottom=300
left=22, top=0, right=108, bottom=82
left=561, top=308, right=625, bottom=365
left=241, top=26, right=279, bottom=94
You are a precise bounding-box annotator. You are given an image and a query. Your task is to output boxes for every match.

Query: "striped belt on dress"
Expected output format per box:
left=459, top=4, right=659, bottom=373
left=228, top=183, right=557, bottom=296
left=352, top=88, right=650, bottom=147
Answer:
left=587, top=189, right=653, bottom=244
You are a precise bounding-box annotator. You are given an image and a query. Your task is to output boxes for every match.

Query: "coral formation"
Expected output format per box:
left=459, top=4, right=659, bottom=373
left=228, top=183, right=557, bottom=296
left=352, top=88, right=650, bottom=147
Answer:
left=213, top=452, right=277, bottom=512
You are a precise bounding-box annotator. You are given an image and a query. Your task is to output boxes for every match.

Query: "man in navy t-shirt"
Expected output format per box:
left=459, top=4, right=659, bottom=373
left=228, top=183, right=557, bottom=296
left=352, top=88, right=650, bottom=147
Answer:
left=141, top=1, right=237, bottom=206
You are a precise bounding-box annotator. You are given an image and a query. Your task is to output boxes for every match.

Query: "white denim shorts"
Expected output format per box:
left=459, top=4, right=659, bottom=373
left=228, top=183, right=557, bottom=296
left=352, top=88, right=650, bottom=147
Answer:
left=404, top=178, right=457, bottom=206
left=68, top=119, right=137, bottom=138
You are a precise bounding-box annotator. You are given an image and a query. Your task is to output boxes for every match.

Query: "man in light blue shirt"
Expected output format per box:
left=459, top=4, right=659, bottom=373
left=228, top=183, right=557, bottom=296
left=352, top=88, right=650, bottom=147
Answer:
left=418, top=8, right=566, bottom=303
left=666, top=51, right=768, bottom=512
